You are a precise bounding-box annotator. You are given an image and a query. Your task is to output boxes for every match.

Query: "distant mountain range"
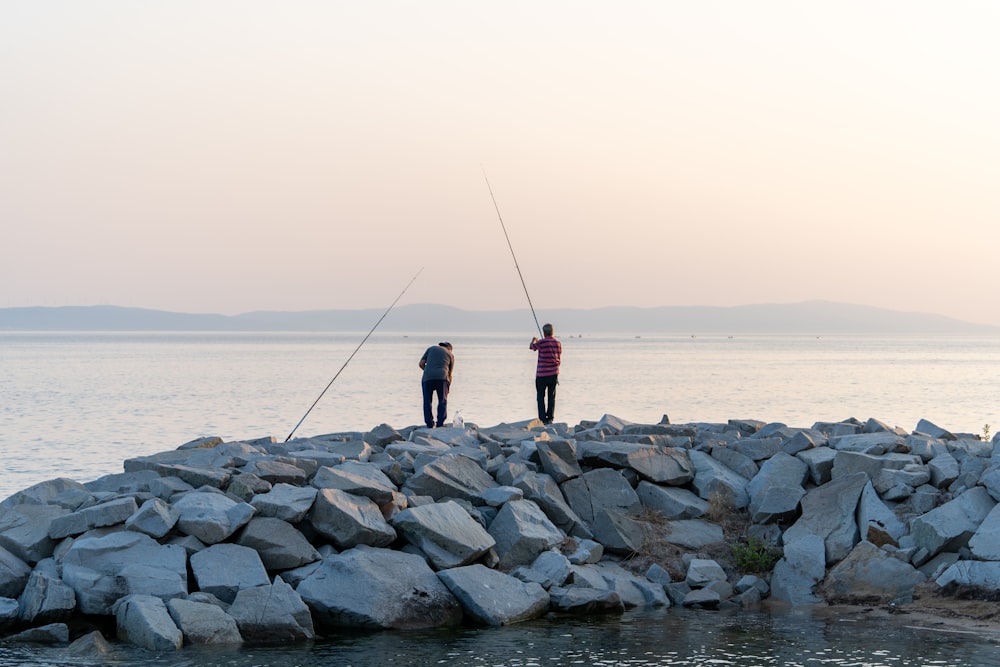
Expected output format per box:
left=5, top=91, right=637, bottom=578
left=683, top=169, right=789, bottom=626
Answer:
left=1, top=301, right=997, bottom=334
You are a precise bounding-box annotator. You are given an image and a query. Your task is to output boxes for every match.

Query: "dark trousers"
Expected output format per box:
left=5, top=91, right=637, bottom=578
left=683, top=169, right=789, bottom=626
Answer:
left=535, top=374, right=558, bottom=424
left=422, top=379, right=450, bottom=427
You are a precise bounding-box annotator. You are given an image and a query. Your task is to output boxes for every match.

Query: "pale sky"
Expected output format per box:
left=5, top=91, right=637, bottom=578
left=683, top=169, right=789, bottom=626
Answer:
left=3, top=1, right=999, bottom=326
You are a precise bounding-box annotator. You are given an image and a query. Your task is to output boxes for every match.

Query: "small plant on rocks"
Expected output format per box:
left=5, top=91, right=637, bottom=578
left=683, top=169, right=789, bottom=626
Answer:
left=730, top=536, right=782, bottom=574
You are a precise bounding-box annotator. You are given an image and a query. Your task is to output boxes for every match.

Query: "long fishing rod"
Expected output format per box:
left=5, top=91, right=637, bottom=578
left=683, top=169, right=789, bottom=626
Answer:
left=482, top=166, right=543, bottom=337
left=284, top=267, right=423, bottom=442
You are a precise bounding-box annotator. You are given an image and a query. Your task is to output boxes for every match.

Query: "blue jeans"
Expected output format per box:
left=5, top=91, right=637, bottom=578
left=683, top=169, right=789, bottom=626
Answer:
left=422, top=379, right=450, bottom=427
left=535, top=375, right=558, bottom=424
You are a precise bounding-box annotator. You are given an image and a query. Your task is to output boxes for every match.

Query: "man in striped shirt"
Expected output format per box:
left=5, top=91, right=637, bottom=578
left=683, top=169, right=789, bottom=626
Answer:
left=529, top=323, right=562, bottom=425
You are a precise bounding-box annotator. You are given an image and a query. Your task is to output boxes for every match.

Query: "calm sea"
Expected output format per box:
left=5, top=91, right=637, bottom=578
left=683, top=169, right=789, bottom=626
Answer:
left=3, top=331, right=1000, bottom=500
left=2, top=331, right=1000, bottom=663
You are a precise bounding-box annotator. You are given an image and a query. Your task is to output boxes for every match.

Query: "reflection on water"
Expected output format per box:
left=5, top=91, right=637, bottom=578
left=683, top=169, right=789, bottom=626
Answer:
left=3, top=608, right=998, bottom=667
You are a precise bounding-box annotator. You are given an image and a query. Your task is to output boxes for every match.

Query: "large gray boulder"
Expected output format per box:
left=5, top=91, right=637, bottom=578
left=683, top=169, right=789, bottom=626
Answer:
left=190, top=543, right=270, bottom=604
left=821, top=541, right=926, bottom=604
left=61, top=531, right=188, bottom=615
left=589, top=508, right=645, bottom=555
left=225, top=472, right=274, bottom=502
left=969, top=503, right=1000, bottom=561
left=981, top=466, right=1000, bottom=502
left=936, top=561, right=1000, bottom=591
left=731, top=436, right=783, bottom=461
left=910, top=486, right=996, bottom=559
left=626, top=446, right=695, bottom=486
left=857, top=481, right=907, bottom=545
left=248, top=483, right=318, bottom=523
left=365, top=423, right=402, bottom=447
left=636, top=482, right=707, bottom=520
left=512, top=471, right=592, bottom=539
left=241, top=458, right=309, bottom=486
left=832, top=451, right=921, bottom=482
left=0, top=477, right=89, bottom=511
left=526, top=549, right=572, bottom=587
left=915, top=418, right=955, bottom=441
left=0, top=545, right=31, bottom=599
left=661, top=519, right=725, bottom=550
left=5, top=622, right=70, bottom=644
left=578, top=442, right=694, bottom=486
left=561, top=468, right=642, bottom=525
left=711, top=445, right=759, bottom=481
left=166, top=598, right=243, bottom=645
left=875, top=465, right=931, bottom=498
left=797, top=447, right=837, bottom=486
left=391, top=501, right=496, bottom=569
left=402, top=453, right=499, bottom=501
left=686, top=558, right=727, bottom=588
left=590, top=561, right=669, bottom=608
left=172, top=491, right=256, bottom=545
left=297, top=546, right=462, bottom=630
left=307, top=488, right=396, bottom=549
left=138, top=462, right=232, bottom=490
left=125, top=497, right=180, bottom=538
left=114, top=594, right=183, bottom=651
left=0, top=598, right=18, bottom=631
left=48, top=496, right=139, bottom=540
left=235, top=517, right=321, bottom=571
left=228, top=579, right=315, bottom=642
left=746, top=452, right=807, bottom=524
left=487, top=500, right=565, bottom=569
left=16, top=570, right=76, bottom=625
left=829, top=432, right=905, bottom=455
left=535, top=439, right=582, bottom=483
left=312, top=461, right=399, bottom=505
left=782, top=472, right=868, bottom=564
left=548, top=586, right=625, bottom=614
left=437, top=564, right=549, bottom=626
left=687, top=450, right=750, bottom=509
left=928, top=452, right=961, bottom=488
left=770, top=534, right=825, bottom=605
left=0, top=503, right=69, bottom=564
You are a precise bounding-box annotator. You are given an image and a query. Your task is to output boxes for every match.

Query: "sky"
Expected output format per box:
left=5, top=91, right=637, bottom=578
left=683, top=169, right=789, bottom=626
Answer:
left=3, top=1, right=999, bottom=326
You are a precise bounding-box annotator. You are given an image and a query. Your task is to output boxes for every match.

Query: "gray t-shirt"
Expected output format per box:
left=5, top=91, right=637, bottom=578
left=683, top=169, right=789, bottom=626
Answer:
left=420, top=345, right=454, bottom=383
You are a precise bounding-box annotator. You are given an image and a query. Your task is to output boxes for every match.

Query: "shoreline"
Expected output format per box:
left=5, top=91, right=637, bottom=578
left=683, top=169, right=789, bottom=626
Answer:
left=1, top=414, right=999, bottom=652
left=804, top=595, right=1000, bottom=644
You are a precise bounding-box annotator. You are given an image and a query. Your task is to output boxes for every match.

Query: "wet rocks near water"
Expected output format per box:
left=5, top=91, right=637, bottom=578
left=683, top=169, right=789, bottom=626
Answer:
left=2, top=414, right=999, bottom=653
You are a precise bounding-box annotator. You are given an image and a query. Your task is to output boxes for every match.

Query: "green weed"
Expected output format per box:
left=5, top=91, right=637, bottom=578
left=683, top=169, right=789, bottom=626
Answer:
left=730, top=536, right=782, bottom=574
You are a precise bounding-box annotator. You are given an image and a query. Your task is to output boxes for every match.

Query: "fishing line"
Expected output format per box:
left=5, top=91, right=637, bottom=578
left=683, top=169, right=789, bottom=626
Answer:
left=482, top=166, right=543, bottom=336
left=284, top=267, right=423, bottom=442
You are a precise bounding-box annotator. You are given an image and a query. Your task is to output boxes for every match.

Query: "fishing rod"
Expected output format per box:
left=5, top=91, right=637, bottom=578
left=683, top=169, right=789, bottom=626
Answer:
left=284, top=267, right=423, bottom=442
left=482, top=166, right=543, bottom=337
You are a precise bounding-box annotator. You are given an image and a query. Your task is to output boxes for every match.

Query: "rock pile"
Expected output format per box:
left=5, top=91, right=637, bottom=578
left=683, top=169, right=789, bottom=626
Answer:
left=1, top=414, right=999, bottom=652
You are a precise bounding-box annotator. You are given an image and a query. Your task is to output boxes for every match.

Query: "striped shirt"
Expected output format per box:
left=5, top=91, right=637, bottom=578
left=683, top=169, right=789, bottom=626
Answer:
left=530, top=336, right=562, bottom=377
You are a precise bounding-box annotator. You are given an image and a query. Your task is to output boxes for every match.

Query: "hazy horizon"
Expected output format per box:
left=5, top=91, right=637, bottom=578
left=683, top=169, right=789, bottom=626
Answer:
left=4, top=299, right=998, bottom=335
left=3, top=2, right=999, bottom=326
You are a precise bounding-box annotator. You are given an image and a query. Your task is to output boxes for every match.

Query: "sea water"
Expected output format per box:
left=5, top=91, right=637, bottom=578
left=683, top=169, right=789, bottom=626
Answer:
left=3, top=331, right=999, bottom=500
left=2, top=331, right=1000, bottom=664
left=0, top=606, right=997, bottom=665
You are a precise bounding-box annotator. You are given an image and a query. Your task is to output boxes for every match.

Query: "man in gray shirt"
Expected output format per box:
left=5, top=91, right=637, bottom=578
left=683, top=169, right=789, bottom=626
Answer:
left=419, top=342, right=454, bottom=428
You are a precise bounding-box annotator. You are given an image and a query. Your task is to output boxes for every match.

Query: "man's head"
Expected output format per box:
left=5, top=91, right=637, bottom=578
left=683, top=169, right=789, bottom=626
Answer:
left=542, top=323, right=553, bottom=337
left=439, top=342, right=453, bottom=350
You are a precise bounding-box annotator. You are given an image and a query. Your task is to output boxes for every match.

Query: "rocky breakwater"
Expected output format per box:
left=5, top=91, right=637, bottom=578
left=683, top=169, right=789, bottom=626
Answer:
left=2, top=414, right=1000, bottom=653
